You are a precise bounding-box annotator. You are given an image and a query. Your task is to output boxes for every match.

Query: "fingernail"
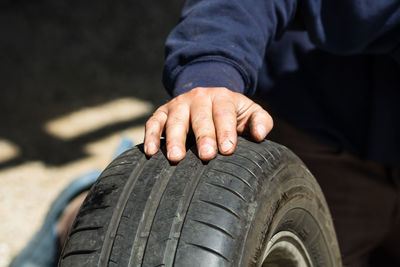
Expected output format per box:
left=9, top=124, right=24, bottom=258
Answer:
left=199, top=144, right=215, bottom=158
left=257, top=125, right=267, bottom=138
left=221, top=140, right=233, bottom=153
left=168, top=146, right=182, bottom=159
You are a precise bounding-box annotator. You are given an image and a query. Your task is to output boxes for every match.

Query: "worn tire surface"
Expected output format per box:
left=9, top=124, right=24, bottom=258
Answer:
left=59, top=137, right=342, bottom=267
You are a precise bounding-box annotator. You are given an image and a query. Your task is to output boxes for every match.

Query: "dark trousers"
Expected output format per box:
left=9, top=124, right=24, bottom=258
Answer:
left=267, top=117, right=400, bottom=267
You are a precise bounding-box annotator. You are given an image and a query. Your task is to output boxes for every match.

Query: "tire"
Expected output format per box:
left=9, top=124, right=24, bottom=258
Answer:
left=59, top=137, right=342, bottom=267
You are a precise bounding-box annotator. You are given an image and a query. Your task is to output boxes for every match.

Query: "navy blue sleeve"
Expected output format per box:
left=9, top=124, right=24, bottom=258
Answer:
left=163, top=0, right=400, bottom=97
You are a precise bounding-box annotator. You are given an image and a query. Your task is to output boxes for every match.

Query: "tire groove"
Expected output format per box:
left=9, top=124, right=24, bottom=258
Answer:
left=238, top=144, right=269, bottom=166
left=105, top=158, right=131, bottom=167
left=165, top=162, right=206, bottom=266
left=81, top=205, right=110, bottom=212
left=98, top=173, right=126, bottom=180
left=98, top=155, right=147, bottom=266
left=104, top=163, right=133, bottom=171
left=233, top=152, right=263, bottom=171
left=264, top=148, right=277, bottom=161
left=186, top=242, right=230, bottom=262
left=192, top=219, right=235, bottom=240
left=216, top=159, right=259, bottom=184
left=128, top=163, right=176, bottom=266
left=244, top=142, right=275, bottom=169
left=69, top=226, right=102, bottom=237
left=204, top=181, right=247, bottom=202
left=62, top=249, right=98, bottom=259
left=209, top=168, right=254, bottom=191
left=198, top=199, right=241, bottom=220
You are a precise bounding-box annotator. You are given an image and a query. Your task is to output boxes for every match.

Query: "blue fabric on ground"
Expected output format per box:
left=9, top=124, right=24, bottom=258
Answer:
left=10, top=137, right=133, bottom=267
left=9, top=171, right=101, bottom=267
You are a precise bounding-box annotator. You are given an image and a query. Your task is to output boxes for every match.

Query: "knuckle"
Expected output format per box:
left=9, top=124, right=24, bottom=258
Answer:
left=190, top=87, right=207, bottom=97
left=151, top=109, right=168, bottom=122
left=155, top=103, right=168, bottom=112
left=165, top=119, right=188, bottom=133
left=195, top=127, right=214, bottom=138
left=145, top=119, right=153, bottom=129
left=218, top=87, right=232, bottom=96
left=168, top=101, right=189, bottom=114
left=167, top=113, right=187, bottom=125
left=171, top=94, right=187, bottom=105
left=214, top=109, right=235, bottom=119
left=145, top=119, right=160, bottom=130
left=212, top=88, right=232, bottom=99
left=154, top=107, right=168, bottom=116
left=249, top=103, right=262, bottom=112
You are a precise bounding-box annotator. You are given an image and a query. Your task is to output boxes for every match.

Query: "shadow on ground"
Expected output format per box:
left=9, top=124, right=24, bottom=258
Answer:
left=0, top=0, right=184, bottom=169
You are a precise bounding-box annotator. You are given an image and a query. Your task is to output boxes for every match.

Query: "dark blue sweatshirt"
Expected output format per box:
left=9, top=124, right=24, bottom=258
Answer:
left=162, top=0, right=400, bottom=166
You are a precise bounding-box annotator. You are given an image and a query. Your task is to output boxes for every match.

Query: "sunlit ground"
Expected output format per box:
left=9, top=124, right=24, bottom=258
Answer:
left=0, top=97, right=153, bottom=266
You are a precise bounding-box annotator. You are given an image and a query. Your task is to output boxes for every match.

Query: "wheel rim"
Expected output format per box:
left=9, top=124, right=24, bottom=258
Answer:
left=260, top=231, right=314, bottom=267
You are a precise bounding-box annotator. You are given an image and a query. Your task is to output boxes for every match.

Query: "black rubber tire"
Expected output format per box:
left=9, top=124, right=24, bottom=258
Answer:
left=59, top=137, right=342, bottom=267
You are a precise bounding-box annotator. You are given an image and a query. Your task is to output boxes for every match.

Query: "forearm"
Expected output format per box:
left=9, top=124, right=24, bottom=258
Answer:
left=163, top=0, right=298, bottom=97
left=163, top=0, right=400, bottom=97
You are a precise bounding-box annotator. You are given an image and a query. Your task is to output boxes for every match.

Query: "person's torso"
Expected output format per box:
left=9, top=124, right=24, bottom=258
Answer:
left=258, top=31, right=400, bottom=166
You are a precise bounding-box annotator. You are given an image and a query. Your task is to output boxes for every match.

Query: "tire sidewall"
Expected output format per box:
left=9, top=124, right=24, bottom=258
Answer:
left=240, top=162, right=341, bottom=267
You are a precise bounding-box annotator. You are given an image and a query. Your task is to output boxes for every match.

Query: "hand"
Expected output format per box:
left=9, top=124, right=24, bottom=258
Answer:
left=144, top=87, right=273, bottom=163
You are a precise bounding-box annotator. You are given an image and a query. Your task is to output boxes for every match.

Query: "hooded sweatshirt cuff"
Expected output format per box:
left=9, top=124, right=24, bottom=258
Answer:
left=173, top=61, right=245, bottom=97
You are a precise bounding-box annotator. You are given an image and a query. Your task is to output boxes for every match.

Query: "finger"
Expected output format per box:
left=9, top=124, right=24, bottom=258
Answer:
left=191, top=97, right=217, bottom=161
left=212, top=97, right=237, bottom=155
left=248, top=106, right=273, bottom=141
left=144, top=107, right=168, bottom=156
left=165, top=103, right=190, bottom=162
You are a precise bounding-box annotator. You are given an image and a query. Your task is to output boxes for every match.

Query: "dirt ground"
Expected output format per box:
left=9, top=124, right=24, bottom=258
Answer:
left=0, top=1, right=184, bottom=265
left=0, top=99, right=151, bottom=266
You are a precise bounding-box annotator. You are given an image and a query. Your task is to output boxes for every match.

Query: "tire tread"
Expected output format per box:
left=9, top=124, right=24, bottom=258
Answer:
left=59, top=139, right=341, bottom=267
